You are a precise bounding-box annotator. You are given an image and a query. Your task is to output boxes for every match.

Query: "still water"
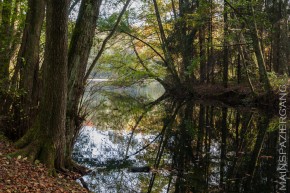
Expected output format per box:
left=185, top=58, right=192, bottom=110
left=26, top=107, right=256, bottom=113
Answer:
left=73, top=81, right=287, bottom=193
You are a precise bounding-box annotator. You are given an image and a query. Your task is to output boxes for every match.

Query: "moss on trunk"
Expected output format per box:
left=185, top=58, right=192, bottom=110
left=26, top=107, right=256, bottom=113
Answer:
left=11, top=0, right=69, bottom=174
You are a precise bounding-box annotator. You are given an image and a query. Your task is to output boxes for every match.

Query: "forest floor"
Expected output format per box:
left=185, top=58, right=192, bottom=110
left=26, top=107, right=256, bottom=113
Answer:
left=0, top=136, right=89, bottom=193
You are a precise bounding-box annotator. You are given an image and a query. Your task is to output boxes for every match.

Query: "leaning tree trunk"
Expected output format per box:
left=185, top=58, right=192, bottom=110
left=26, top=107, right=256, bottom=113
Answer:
left=67, top=0, right=133, bottom=171
left=245, top=114, right=270, bottom=190
left=152, top=0, right=181, bottom=87
left=66, top=0, right=102, bottom=169
left=14, top=0, right=69, bottom=173
left=247, top=1, right=271, bottom=92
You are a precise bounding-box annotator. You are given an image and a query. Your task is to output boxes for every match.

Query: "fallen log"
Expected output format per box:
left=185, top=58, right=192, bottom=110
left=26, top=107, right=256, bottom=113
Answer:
left=129, top=166, right=151, bottom=173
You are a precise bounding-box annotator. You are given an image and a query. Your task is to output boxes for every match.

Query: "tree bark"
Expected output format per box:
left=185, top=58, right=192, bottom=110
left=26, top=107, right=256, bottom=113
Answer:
left=15, top=0, right=45, bottom=136
left=0, top=0, right=12, bottom=83
left=279, top=0, right=289, bottom=75
left=223, top=0, right=229, bottom=88
left=66, top=0, right=102, bottom=169
left=179, top=0, right=197, bottom=85
left=66, top=0, right=131, bottom=171
left=247, top=1, right=271, bottom=92
left=15, top=0, right=69, bottom=173
left=271, top=0, right=289, bottom=75
left=0, top=0, right=13, bottom=113
left=237, top=54, right=241, bottom=84
left=199, top=25, right=206, bottom=83
left=207, top=1, right=214, bottom=84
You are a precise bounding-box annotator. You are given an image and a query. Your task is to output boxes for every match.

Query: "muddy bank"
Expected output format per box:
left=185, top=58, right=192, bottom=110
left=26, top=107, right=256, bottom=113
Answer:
left=164, top=83, right=289, bottom=112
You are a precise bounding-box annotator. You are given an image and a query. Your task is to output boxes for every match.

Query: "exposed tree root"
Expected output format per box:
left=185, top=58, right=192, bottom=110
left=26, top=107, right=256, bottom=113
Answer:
left=65, top=158, right=89, bottom=175
left=12, top=131, right=58, bottom=175
left=10, top=141, right=41, bottom=162
left=13, top=120, right=89, bottom=177
left=14, top=120, right=39, bottom=149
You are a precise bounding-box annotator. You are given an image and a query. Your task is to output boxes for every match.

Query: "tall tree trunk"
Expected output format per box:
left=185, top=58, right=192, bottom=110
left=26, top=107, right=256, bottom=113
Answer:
left=15, top=0, right=45, bottom=136
left=0, top=0, right=25, bottom=116
left=66, top=0, right=102, bottom=169
left=199, top=27, right=206, bottom=83
left=223, top=0, right=229, bottom=88
left=0, top=0, right=22, bottom=85
left=236, top=30, right=256, bottom=95
left=196, top=0, right=206, bottom=84
left=0, top=0, right=12, bottom=80
left=279, top=0, right=289, bottom=75
left=247, top=1, right=271, bottom=92
left=0, top=2, right=2, bottom=23
left=209, top=0, right=215, bottom=84
left=67, top=0, right=131, bottom=171
left=179, top=0, right=196, bottom=85
left=207, top=0, right=213, bottom=84
left=15, top=0, right=69, bottom=173
left=271, top=0, right=289, bottom=75
left=237, top=54, right=241, bottom=84
left=272, top=0, right=280, bottom=74
left=0, top=0, right=13, bottom=112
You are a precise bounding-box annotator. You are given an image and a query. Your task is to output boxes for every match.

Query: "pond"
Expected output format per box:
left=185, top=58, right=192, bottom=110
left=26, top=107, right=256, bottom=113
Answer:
left=73, top=81, right=287, bottom=193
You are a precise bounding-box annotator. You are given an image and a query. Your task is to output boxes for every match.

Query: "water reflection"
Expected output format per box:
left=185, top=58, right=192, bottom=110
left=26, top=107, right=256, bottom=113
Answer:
left=74, top=86, right=285, bottom=193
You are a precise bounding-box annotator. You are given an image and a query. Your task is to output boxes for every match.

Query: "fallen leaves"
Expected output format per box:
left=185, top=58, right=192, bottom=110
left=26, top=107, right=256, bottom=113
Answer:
left=0, top=140, right=89, bottom=193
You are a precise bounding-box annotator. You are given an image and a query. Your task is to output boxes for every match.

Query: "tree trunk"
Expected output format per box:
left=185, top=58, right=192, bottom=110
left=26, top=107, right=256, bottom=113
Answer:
left=272, top=1, right=280, bottom=74
left=279, top=0, right=289, bottom=75
left=223, top=0, right=229, bottom=88
left=236, top=29, right=256, bottom=95
left=247, top=2, right=271, bottom=92
left=14, top=0, right=69, bottom=173
left=0, top=0, right=12, bottom=81
left=237, top=54, right=241, bottom=84
left=208, top=0, right=215, bottom=84
left=207, top=0, right=213, bottom=84
left=0, top=0, right=13, bottom=112
left=15, top=0, right=45, bottom=136
left=199, top=27, right=206, bottom=83
left=179, top=0, right=196, bottom=85
left=152, top=0, right=181, bottom=86
left=66, top=0, right=102, bottom=169
left=0, top=2, right=2, bottom=23
left=0, top=0, right=26, bottom=116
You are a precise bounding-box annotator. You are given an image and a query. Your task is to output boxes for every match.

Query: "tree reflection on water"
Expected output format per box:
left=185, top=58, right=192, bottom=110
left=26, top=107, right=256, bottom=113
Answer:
left=73, top=91, right=281, bottom=193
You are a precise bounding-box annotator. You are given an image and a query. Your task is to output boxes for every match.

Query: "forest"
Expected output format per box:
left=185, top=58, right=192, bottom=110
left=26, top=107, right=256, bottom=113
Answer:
left=0, top=0, right=289, bottom=192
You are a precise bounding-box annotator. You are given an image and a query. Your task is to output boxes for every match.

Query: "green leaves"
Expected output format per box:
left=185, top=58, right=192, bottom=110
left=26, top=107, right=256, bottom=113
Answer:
left=98, top=11, right=131, bottom=33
